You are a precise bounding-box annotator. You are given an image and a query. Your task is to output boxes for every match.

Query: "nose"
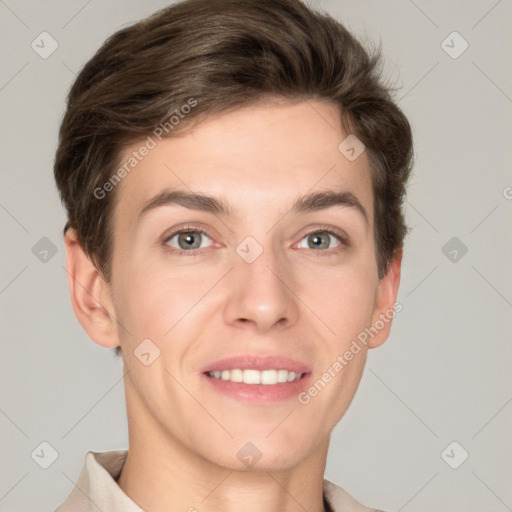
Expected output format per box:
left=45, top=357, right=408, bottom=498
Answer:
left=222, top=245, right=300, bottom=333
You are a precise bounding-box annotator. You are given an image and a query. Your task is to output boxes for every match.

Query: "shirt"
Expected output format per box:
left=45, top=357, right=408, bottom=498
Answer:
left=55, top=450, right=386, bottom=512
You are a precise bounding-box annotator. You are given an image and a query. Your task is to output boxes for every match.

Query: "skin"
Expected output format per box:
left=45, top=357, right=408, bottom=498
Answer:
left=65, top=98, right=401, bottom=512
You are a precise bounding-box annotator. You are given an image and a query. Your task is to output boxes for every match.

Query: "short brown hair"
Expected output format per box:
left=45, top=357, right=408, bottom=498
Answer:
left=54, top=0, right=413, bottom=324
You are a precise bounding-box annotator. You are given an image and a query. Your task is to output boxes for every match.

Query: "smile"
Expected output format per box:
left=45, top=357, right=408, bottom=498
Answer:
left=206, top=369, right=304, bottom=385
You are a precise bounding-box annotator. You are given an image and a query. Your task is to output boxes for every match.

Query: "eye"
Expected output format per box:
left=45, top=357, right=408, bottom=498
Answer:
left=165, top=229, right=213, bottom=251
left=297, top=230, right=342, bottom=251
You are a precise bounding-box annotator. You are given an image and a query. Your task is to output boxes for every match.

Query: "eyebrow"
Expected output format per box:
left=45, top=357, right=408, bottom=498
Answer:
left=138, top=190, right=234, bottom=220
left=137, top=189, right=368, bottom=224
left=292, top=190, right=368, bottom=224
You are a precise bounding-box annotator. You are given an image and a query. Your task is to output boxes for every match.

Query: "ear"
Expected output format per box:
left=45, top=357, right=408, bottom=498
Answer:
left=367, top=248, right=403, bottom=349
left=63, top=228, right=120, bottom=349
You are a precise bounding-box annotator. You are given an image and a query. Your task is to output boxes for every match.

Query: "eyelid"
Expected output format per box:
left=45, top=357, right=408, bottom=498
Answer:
left=163, top=227, right=210, bottom=243
left=166, top=229, right=213, bottom=246
left=159, top=223, right=349, bottom=256
left=161, top=223, right=215, bottom=244
left=161, top=223, right=219, bottom=256
left=294, top=224, right=349, bottom=248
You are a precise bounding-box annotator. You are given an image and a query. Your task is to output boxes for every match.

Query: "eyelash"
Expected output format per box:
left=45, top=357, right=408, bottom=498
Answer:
left=161, top=224, right=349, bottom=257
left=298, top=227, right=349, bottom=256
left=162, top=225, right=213, bottom=257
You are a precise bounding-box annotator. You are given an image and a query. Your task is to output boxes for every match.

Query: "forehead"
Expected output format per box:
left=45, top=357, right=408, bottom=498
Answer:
left=113, top=100, right=374, bottom=224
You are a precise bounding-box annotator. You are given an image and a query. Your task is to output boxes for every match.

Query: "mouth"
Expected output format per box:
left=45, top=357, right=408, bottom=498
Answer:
left=206, top=368, right=304, bottom=384
left=201, top=355, right=312, bottom=403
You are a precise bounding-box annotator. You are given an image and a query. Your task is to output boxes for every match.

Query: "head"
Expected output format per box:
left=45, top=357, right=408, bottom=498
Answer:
left=55, top=0, right=412, bottom=471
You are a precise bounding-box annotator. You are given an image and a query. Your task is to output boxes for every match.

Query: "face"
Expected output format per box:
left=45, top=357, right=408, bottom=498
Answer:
left=106, top=99, right=397, bottom=471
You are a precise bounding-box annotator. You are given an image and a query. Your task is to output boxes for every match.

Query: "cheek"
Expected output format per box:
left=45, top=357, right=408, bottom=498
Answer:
left=298, top=261, right=378, bottom=343
left=113, top=260, right=213, bottom=343
left=304, top=264, right=377, bottom=419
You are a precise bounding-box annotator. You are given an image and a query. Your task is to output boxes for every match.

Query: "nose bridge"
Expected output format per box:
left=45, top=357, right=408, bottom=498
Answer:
left=239, top=243, right=285, bottom=293
left=223, top=235, right=299, bottom=331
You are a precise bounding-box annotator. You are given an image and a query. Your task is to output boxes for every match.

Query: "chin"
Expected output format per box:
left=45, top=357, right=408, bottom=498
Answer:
left=204, top=436, right=316, bottom=473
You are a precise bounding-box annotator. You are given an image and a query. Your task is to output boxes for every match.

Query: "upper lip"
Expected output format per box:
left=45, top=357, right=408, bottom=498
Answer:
left=200, top=355, right=312, bottom=374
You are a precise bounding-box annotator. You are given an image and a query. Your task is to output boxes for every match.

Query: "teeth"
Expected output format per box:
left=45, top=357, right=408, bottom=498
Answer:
left=230, top=369, right=243, bottom=382
left=261, top=369, right=277, bottom=384
left=277, top=369, right=288, bottom=383
left=208, top=369, right=303, bottom=385
left=243, top=369, right=260, bottom=384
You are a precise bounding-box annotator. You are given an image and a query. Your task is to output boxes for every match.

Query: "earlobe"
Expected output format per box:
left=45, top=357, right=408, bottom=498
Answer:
left=64, top=229, right=120, bottom=349
left=367, top=248, right=402, bottom=349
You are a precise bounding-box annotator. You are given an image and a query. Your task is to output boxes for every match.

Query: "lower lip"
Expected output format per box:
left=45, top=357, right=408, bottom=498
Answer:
left=202, top=373, right=312, bottom=403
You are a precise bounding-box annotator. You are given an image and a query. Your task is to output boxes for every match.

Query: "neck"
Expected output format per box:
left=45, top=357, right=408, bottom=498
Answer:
left=117, top=380, right=330, bottom=512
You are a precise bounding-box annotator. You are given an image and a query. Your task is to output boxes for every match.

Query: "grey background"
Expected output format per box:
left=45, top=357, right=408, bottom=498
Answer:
left=1, top=0, right=511, bottom=511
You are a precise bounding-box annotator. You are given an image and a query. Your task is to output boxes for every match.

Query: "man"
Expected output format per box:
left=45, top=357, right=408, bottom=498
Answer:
left=54, top=0, right=413, bottom=510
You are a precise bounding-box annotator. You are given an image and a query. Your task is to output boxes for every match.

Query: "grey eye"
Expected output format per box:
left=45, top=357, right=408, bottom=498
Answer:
left=297, top=231, right=341, bottom=250
left=167, top=231, right=212, bottom=250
